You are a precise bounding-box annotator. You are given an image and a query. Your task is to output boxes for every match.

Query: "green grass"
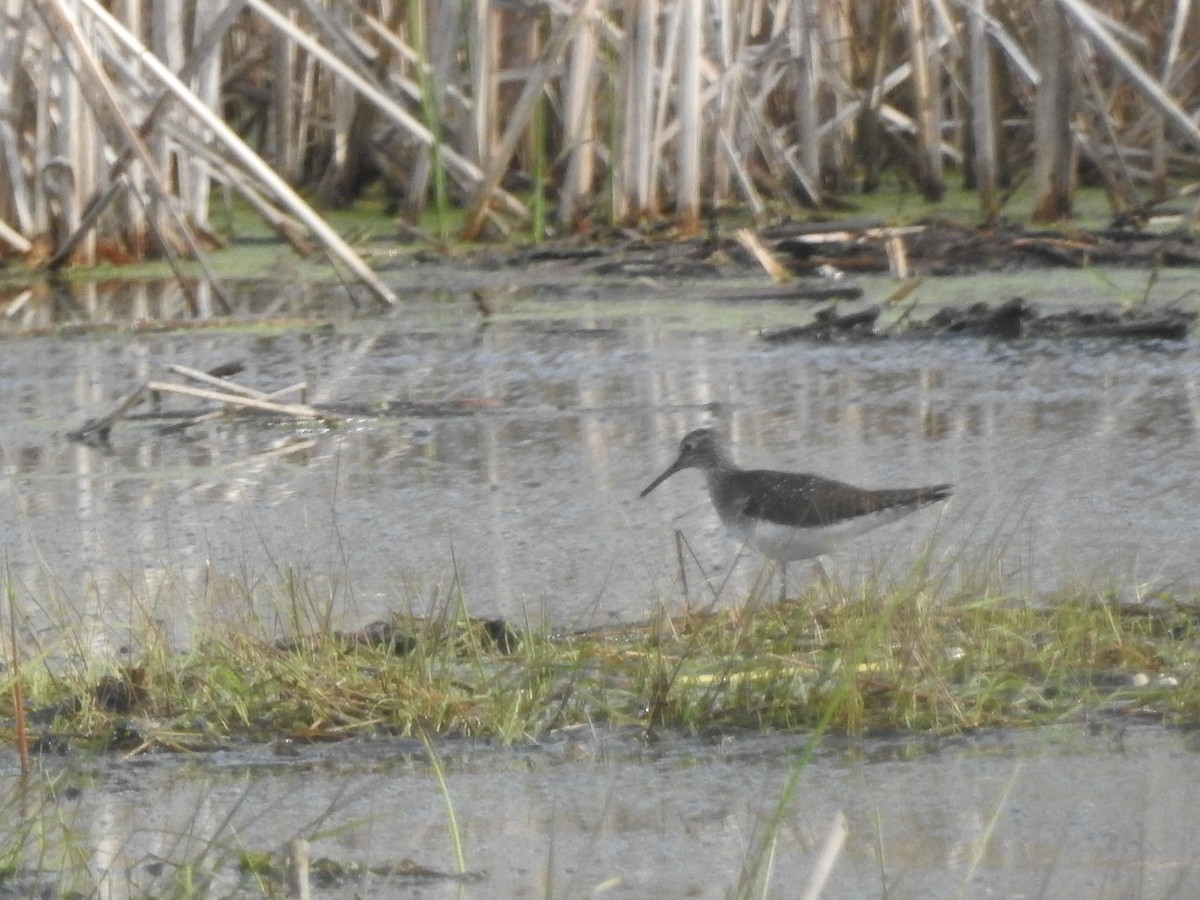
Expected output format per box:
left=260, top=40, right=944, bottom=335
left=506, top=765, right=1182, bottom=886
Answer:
left=2, top=560, right=1197, bottom=897
left=4, top=566, right=1197, bottom=755
left=845, top=178, right=1124, bottom=230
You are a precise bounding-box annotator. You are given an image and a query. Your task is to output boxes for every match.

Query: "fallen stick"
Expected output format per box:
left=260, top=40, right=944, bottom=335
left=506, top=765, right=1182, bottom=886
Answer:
left=168, top=363, right=276, bottom=400
left=145, top=381, right=331, bottom=421
left=785, top=224, right=925, bottom=244
left=735, top=228, right=793, bottom=283
left=67, top=384, right=150, bottom=444
left=168, top=382, right=310, bottom=430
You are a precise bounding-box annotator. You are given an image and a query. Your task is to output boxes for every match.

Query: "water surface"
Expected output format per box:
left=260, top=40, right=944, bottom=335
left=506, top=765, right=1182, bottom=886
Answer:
left=5, top=724, right=1196, bottom=898
left=2, top=268, right=1199, bottom=897
left=2, top=270, right=1198, bottom=644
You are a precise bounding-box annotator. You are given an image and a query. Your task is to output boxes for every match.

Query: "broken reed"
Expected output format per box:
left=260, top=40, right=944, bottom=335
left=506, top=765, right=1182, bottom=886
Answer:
left=2, top=1, right=1200, bottom=275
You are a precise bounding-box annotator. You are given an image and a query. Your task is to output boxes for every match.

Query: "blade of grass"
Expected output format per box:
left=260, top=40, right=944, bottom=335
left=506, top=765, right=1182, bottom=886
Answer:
left=421, top=731, right=467, bottom=876
left=955, top=760, right=1023, bottom=898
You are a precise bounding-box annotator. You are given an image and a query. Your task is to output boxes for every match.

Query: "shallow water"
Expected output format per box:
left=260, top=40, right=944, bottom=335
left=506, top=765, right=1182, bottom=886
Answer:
left=3, top=267, right=1200, bottom=897
left=2, top=271, right=1198, bottom=644
left=5, top=724, right=1198, bottom=898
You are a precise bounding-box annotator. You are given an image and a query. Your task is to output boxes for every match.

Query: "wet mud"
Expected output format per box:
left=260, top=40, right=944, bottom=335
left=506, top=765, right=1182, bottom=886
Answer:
left=763, top=295, right=1196, bottom=343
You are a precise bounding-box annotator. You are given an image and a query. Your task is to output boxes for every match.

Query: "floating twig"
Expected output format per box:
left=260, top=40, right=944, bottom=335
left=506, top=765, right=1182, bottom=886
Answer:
left=68, top=384, right=151, bottom=445
left=166, top=383, right=310, bottom=431
left=144, top=381, right=328, bottom=421
left=70, top=363, right=335, bottom=444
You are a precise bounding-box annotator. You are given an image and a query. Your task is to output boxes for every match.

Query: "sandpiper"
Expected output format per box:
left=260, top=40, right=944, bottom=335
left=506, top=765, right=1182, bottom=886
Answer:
left=640, top=427, right=951, bottom=593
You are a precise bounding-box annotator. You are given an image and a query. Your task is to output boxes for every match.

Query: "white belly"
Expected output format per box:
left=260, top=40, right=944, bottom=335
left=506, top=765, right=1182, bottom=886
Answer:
left=731, top=507, right=923, bottom=562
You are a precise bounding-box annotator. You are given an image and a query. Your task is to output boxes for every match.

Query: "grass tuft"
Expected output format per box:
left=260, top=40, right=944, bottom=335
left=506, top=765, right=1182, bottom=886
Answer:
left=3, top=563, right=1200, bottom=755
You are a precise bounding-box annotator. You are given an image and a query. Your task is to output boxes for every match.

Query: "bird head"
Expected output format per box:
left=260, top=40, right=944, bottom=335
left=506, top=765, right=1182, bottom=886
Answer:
left=640, top=428, right=722, bottom=497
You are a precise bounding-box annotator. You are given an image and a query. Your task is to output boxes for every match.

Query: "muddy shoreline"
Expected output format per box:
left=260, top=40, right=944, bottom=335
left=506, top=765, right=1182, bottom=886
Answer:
left=457, top=215, right=1200, bottom=278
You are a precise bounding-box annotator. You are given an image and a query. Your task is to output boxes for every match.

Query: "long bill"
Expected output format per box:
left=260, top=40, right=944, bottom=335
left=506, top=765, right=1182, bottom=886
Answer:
left=639, top=460, right=684, bottom=497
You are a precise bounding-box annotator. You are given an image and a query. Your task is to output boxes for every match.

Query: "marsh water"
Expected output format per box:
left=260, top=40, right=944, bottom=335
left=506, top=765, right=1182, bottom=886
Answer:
left=4, top=269, right=1199, bottom=639
left=2, top=264, right=1200, bottom=896
left=18, top=724, right=1200, bottom=898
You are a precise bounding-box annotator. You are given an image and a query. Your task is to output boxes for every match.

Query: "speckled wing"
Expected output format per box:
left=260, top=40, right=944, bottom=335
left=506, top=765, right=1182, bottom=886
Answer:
left=717, top=469, right=952, bottom=529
